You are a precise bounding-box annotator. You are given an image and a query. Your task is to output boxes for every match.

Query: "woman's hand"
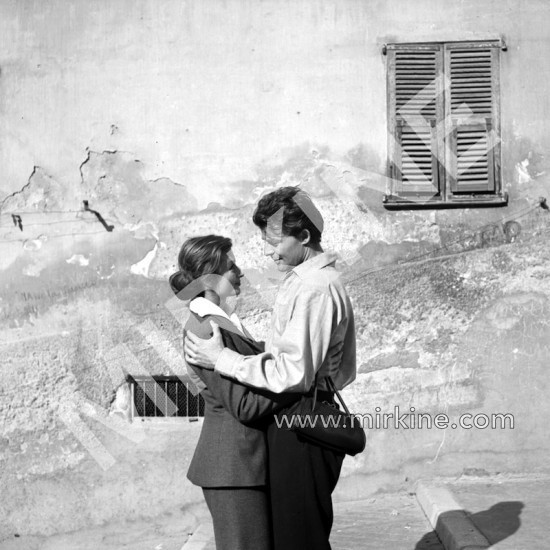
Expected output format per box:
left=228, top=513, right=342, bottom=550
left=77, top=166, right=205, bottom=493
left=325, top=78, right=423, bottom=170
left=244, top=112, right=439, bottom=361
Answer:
left=184, top=322, right=224, bottom=369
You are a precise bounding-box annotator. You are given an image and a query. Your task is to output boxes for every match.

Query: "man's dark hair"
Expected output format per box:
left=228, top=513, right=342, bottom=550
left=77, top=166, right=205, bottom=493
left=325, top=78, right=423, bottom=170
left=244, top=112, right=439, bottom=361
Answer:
left=252, top=186, right=323, bottom=245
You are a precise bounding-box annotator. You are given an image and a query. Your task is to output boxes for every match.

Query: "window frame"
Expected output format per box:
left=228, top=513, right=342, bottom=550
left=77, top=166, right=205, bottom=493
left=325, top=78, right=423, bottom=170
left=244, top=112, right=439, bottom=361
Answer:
left=383, top=39, right=508, bottom=209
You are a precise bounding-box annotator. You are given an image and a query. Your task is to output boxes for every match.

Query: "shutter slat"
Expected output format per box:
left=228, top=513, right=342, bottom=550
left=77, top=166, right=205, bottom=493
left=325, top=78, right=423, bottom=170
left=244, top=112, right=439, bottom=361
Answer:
left=451, top=64, right=491, bottom=69
left=450, top=52, right=491, bottom=58
left=451, top=58, right=491, bottom=63
left=457, top=149, right=488, bottom=154
left=397, top=95, right=437, bottom=100
left=396, top=53, right=437, bottom=59
left=396, top=85, right=437, bottom=90
left=451, top=83, right=492, bottom=89
left=457, top=164, right=488, bottom=170
left=451, top=67, right=492, bottom=73
left=396, top=67, right=436, bottom=72
left=451, top=77, right=491, bottom=83
left=396, top=61, right=437, bottom=66
left=452, top=92, right=492, bottom=98
left=396, top=76, right=437, bottom=81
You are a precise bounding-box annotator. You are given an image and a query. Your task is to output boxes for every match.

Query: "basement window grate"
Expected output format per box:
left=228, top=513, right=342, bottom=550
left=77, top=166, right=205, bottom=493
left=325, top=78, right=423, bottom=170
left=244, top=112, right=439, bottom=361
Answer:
left=128, top=376, right=205, bottom=419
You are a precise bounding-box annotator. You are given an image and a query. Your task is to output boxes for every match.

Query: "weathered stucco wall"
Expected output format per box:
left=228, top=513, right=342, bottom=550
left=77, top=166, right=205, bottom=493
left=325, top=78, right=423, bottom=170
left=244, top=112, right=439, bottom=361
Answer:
left=336, top=235, right=550, bottom=498
left=1, top=0, right=550, bottom=541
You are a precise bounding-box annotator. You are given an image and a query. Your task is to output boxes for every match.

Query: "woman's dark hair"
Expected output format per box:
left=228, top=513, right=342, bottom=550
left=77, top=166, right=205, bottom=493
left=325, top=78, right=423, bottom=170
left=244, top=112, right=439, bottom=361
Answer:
left=169, top=235, right=232, bottom=299
left=252, top=186, right=323, bottom=245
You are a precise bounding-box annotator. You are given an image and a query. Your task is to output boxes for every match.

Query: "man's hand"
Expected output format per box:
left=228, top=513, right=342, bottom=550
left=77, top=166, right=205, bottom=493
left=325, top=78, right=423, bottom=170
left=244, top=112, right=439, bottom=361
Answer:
left=184, top=322, right=224, bottom=370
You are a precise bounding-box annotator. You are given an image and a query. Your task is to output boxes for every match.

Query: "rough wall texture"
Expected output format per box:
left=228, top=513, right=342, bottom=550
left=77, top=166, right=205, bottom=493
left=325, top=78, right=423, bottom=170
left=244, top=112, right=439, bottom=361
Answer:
left=0, top=0, right=550, bottom=540
left=336, top=236, right=550, bottom=497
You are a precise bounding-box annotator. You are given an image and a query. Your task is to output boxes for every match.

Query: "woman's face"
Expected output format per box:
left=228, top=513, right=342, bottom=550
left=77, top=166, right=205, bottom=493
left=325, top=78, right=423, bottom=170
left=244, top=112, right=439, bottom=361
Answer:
left=220, top=251, right=244, bottom=297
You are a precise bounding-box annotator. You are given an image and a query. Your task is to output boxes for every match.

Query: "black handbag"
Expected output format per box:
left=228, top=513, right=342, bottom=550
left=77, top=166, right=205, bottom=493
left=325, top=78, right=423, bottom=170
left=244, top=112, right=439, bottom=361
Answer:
left=287, top=376, right=366, bottom=456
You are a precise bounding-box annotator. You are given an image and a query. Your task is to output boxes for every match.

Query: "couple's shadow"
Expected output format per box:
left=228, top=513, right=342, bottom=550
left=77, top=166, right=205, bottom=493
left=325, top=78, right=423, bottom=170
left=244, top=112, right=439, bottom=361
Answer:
left=415, top=501, right=524, bottom=549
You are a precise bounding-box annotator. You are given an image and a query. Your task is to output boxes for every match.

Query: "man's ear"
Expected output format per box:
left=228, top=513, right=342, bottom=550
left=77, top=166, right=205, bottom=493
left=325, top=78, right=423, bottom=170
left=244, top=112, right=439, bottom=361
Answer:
left=299, top=229, right=311, bottom=245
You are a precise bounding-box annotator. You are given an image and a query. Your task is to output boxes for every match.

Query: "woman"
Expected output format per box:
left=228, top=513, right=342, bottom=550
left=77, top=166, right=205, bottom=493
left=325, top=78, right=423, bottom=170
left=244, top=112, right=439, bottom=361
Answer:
left=169, top=235, right=298, bottom=550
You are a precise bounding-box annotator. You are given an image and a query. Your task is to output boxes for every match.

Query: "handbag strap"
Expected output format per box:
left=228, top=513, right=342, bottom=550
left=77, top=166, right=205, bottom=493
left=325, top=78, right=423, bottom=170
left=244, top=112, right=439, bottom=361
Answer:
left=325, top=376, right=351, bottom=416
left=311, top=373, right=319, bottom=408
left=310, top=374, right=352, bottom=417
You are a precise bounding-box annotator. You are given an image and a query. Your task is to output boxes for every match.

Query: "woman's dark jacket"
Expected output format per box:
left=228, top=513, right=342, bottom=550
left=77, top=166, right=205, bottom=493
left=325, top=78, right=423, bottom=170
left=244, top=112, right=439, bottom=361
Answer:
left=186, top=311, right=297, bottom=487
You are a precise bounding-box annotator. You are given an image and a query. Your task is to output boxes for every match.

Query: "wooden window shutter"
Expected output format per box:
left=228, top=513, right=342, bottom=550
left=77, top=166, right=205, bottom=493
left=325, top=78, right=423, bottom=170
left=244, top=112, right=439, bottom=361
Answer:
left=387, top=44, right=444, bottom=197
left=444, top=42, right=501, bottom=194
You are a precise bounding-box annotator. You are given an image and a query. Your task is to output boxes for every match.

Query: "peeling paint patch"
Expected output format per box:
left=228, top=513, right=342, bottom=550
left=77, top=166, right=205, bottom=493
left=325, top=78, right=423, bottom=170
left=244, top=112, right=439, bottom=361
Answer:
left=23, top=235, right=47, bottom=251
left=80, top=151, right=198, bottom=224
left=123, top=221, right=159, bottom=240
left=1, top=167, right=73, bottom=213
left=516, top=158, right=531, bottom=184
left=66, top=254, right=90, bottom=267
left=130, top=243, right=159, bottom=278
left=22, top=262, right=45, bottom=278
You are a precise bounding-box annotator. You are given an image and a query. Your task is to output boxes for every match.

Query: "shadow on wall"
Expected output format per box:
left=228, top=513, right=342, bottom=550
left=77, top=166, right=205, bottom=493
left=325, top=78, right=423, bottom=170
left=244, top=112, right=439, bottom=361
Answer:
left=415, top=501, right=524, bottom=549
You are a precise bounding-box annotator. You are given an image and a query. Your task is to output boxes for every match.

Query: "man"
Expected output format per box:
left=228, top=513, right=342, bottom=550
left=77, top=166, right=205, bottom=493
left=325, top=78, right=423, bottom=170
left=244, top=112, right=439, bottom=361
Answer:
left=184, top=186, right=356, bottom=550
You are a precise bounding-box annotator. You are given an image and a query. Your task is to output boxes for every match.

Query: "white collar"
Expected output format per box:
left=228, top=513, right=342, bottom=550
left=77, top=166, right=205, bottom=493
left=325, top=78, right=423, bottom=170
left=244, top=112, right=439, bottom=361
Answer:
left=189, top=297, right=232, bottom=320
left=189, top=297, right=247, bottom=335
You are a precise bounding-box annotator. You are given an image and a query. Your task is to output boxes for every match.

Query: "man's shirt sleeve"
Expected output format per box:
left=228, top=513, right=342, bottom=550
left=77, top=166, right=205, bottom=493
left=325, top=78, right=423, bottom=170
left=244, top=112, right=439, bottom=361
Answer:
left=214, top=289, right=335, bottom=393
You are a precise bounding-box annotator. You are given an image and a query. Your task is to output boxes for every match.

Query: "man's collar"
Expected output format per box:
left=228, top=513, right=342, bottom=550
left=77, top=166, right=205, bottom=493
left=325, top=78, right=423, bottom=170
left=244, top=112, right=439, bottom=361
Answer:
left=291, top=252, right=338, bottom=279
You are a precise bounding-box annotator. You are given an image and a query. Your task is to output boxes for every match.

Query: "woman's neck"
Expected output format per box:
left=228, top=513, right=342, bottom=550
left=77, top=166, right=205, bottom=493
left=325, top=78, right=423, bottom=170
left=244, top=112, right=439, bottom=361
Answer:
left=202, top=290, right=237, bottom=317
left=203, top=289, right=220, bottom=305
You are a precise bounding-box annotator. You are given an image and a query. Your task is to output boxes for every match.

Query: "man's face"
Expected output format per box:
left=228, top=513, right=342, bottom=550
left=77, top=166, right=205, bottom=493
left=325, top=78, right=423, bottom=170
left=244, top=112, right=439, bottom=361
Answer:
left=262, top=227, right=307, bottom=272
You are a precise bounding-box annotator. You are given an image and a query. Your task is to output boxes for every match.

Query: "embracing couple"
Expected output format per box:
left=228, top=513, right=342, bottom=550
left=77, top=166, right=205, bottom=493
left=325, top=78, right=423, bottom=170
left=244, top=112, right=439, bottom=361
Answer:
left=170, top=187, right=356, bottom=550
